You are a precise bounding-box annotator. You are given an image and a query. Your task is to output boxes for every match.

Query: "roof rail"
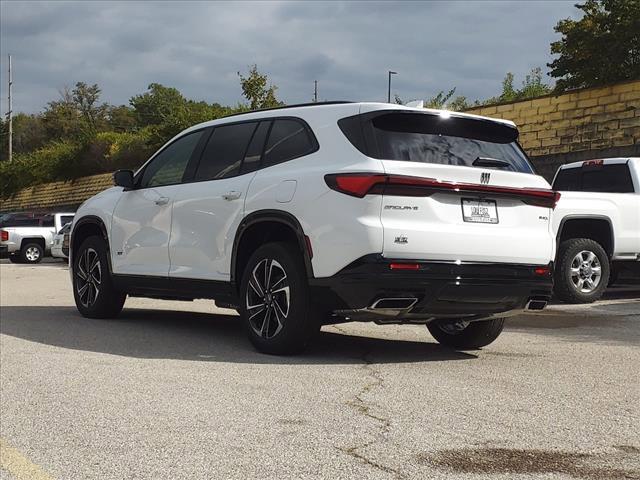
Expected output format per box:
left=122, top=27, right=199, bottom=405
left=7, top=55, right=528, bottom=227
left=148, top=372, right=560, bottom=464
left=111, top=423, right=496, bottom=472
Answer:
left=221, top=101, right=353, bottom=119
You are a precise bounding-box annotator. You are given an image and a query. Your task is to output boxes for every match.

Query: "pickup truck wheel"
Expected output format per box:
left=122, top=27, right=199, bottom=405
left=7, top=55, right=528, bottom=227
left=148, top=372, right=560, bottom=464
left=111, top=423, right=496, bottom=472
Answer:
left=239, top=242, right=320, bottom=355
left=20, top=243, right=43, bottom=264
left=554, top=238, right=610, bottom=304
left=427, top=318, right=505, bottom=350
left=73, top=235, right=126, bottom=319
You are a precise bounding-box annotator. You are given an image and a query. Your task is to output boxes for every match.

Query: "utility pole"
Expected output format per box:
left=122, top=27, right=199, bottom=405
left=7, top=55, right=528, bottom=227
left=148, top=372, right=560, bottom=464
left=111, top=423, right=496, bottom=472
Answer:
left=313, top=80, right=318, bottom=102
left=7, top=54, right=13, bottom=163
left=387, top=70, right=397, bottom=103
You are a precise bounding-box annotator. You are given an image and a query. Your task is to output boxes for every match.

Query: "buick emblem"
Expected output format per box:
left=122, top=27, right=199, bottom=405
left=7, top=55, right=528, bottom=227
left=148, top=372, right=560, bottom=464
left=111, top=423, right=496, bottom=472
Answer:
left=480, top=172, right=491, bottom=184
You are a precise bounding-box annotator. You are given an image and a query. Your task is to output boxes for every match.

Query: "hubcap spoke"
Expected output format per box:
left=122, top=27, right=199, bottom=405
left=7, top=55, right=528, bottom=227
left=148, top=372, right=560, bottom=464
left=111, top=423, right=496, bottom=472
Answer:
left=246, top=258, right=290, bottom=340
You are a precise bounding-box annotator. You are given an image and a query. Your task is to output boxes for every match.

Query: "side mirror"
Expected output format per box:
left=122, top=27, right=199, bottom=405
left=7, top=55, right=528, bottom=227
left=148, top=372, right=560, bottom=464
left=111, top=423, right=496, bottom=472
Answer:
left=113, top=169, right=135, bottom=189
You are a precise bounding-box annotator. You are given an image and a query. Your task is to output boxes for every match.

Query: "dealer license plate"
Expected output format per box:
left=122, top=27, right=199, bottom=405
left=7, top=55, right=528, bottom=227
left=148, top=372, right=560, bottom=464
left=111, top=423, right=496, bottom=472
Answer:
left=461, top=198, right=498, bottom=224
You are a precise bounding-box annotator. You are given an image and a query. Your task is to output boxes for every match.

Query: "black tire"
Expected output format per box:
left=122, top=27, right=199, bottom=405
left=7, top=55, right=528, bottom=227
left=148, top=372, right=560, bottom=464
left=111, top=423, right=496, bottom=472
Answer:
left=238, top=242, right=320, bottom=355
left=20, top=242, right=43, bottom=264
left=72, top=235, right=126, bottom=319
left=554, top=238, right=610, bottom=304
left=427, top=318, right=505, bottom=350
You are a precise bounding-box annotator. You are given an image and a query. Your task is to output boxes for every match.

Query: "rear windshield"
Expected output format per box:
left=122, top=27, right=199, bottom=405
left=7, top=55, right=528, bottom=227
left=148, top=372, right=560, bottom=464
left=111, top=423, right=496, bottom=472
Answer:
left=553, top=163, right=635, bottom=193
left=339, top=111, right=534, bottom=174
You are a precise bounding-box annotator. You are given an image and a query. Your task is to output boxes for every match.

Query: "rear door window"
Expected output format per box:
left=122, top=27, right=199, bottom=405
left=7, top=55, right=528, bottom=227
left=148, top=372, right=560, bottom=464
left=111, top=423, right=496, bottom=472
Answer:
left=263, top=119, right=317, bottom=167
left=194, top=122, right=257, bottom=181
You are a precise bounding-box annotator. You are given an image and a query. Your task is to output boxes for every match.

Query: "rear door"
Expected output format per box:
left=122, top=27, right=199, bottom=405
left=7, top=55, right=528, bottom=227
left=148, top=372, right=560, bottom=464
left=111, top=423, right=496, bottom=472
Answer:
left=359, top=107, right=555, bottom=265
left=168, top=120, right=268, bottom=281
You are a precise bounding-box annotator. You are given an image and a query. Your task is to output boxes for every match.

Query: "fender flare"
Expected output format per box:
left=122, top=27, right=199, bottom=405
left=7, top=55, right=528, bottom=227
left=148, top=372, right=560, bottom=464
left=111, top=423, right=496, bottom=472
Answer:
left=71, top=215, right=113, bottom=271
left=230, top=210, right=314, bottom=286
left=556, top=214, right=615, bottom=257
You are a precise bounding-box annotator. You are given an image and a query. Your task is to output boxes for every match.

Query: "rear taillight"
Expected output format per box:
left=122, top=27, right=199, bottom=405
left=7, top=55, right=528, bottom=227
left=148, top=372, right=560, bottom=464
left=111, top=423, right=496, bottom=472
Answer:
left=0, top=230, right=8, bottom=242
left=389, top=263, right=421, bottom=271
left=534, top=265, right=552, bottom=276
left=325, top=173, right=561, bottom=209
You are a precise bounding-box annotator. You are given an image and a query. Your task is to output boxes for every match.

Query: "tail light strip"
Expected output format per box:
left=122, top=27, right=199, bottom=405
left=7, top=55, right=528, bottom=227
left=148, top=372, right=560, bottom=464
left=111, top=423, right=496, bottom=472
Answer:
left=325, top=173, right=561, bottom=209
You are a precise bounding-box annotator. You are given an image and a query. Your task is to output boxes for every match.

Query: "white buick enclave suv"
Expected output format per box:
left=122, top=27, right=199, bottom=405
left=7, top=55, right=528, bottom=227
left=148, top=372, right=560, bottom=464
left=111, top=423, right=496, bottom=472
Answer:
left=70, top=102, right=558, bottom=354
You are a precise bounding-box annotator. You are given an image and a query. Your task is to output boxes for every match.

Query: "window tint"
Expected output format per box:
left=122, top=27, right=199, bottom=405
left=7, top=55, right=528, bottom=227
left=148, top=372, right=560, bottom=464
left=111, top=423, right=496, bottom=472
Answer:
left=553, top=164, right=635, bottom=193
left=140, top=130, right=204, bottom=188
left=0, top=215, right=41, bottom=227
left=263, top=119, right=316, bottom=167
left=552, top=168, right=581, bottom=191
left=60, top=215, right=74, bottom=226
left=581, top=164, right=634, bottom=193
left=241, top=121, right=270, bottom=174
left=41, top=216, right=55, bottom=227
left=365, top=113, right=532, bottom=173
left=195, top=122, right=256, bottom=181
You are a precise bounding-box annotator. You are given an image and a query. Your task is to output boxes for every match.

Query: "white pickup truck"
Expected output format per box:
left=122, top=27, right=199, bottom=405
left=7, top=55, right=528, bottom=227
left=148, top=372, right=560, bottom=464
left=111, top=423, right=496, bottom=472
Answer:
left=552, top=157, right=640, bottom=303
left=0, top=212, right=75, bottom=264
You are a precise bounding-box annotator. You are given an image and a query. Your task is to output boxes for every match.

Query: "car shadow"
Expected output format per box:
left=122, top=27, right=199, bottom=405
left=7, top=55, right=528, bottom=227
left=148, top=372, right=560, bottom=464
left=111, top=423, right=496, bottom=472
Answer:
left=0, top=306, right=476, bottom=365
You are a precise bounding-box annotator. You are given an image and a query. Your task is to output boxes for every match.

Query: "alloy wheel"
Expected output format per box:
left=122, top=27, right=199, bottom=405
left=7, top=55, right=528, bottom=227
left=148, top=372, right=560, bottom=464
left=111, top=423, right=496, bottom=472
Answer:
left=570, top=250, right=602, bottom=293
left=246, top=258, right=290, bottom=339
left=25, top=246, right=40, bottom=262
left=76, top=247, right=102, bottom=308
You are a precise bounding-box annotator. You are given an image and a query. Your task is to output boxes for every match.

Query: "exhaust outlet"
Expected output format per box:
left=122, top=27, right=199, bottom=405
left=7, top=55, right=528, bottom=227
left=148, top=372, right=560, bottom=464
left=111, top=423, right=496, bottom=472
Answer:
left=370, top=298, right=418, bottom=309
left=526, top=299, right=548, bottom=311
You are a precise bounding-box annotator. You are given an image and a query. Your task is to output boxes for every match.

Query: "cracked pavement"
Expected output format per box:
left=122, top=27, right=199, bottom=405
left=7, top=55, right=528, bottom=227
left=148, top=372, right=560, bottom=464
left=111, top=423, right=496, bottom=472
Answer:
left=1, top=260, right=639, bottom=479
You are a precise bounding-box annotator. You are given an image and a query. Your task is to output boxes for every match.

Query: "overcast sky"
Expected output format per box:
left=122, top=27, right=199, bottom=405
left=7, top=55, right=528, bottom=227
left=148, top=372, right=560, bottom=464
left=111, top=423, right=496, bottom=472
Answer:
left=0, top=1, right=579, bottom=115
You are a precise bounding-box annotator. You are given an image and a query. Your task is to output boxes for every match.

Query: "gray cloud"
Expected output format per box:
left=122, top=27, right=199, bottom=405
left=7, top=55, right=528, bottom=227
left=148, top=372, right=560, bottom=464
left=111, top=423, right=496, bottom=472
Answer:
left=0, top=0, right=578, bottom=114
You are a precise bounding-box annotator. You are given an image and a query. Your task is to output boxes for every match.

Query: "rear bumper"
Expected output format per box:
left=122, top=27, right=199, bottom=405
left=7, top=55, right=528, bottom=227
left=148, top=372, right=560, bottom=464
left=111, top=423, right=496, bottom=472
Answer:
left=309, top=255, right=553, bottom=322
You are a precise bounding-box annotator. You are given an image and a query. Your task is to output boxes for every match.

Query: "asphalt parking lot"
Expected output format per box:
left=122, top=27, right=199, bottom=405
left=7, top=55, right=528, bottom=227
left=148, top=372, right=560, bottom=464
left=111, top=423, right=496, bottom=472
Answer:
left=1, top=259, right=639, bottom=480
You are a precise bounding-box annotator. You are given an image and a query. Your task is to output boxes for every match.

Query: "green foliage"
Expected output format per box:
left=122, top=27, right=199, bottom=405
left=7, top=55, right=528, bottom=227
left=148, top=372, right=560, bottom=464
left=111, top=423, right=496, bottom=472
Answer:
left=1, top=65, right=283, bottom=198
left=483, top=68, right=552, bottom=104
left=548, top=0, right=640, bottom=92
left=238, top=65, right=283, bottom=110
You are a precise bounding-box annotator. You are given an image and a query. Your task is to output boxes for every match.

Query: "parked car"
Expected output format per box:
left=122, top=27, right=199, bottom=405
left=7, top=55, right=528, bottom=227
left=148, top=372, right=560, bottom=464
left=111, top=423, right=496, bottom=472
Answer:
left=1, top=212, right=75, bottom=263
left=51, top=222, right=73, bottom=261
left=551, top=157, right=640, bottom=303
left=70, top=102, right=559, bottom=354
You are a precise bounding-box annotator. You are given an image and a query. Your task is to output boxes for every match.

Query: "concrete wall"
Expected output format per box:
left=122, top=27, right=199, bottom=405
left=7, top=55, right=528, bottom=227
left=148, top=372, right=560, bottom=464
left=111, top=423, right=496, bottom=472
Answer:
left=465, top=79, right=640, bottom=181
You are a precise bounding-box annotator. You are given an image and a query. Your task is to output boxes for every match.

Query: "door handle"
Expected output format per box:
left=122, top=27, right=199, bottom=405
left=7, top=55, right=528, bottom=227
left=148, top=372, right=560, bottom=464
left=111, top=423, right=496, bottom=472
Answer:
left=155, top=196, right=170, bottom=206
left=222, top=191, right=242, bottom=201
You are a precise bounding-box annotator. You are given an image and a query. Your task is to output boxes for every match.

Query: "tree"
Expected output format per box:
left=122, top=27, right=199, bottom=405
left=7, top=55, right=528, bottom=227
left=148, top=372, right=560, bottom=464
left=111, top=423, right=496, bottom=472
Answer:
left=548, top=0, right=640, bottom=91
left=130, top=83, right=187, bottom=127
left=484, top=68, right=552, bottom=104
left=238, top=65, right=283, bottom=110
left=42, top=86, right=83, bottom=141
left=72, top=82, right=108, bottom=132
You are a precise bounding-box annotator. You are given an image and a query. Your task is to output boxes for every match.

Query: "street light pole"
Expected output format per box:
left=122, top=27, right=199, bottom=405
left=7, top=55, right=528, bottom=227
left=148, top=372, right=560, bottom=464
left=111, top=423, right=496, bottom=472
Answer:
left=387, top=70, right=397, bottom=103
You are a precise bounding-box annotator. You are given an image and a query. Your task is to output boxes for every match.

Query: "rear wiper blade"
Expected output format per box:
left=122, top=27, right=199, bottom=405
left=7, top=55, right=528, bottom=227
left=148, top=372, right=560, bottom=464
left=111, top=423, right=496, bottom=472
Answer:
left=473, top=157, right=513, bottom=170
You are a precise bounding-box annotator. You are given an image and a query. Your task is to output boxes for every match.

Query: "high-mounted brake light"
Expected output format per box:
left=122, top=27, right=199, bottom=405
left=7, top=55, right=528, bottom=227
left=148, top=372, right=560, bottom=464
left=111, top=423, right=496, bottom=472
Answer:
left=0, top=230, right=8, bottom=242
left=583, top=159, right=604, bottom=167
left=325, top=173, right=561, bottom=209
